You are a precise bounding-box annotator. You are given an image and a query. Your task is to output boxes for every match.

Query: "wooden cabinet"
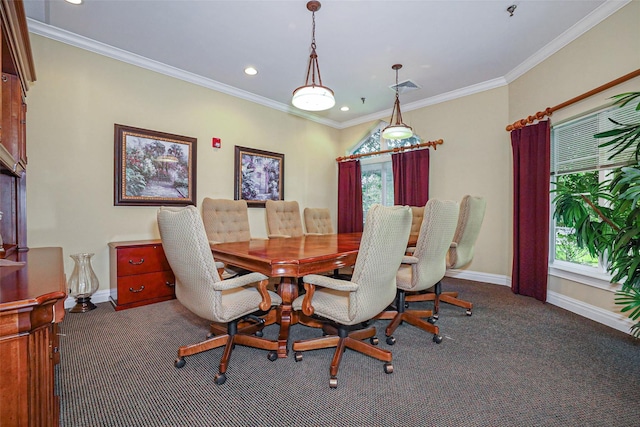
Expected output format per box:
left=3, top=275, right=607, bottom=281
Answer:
left=109, top=240, right=176, bottom=310
left=0, top=247, right=66, bottom=427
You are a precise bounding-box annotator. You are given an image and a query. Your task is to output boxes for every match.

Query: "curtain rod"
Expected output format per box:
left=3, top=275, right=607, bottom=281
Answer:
left=335, top=139, right=443, bottom=162
left=505, top=68, right=640, bottom=132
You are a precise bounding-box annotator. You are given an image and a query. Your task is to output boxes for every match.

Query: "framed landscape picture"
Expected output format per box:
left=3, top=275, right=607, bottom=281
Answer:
left=114, top=124, right=197, bottom=206
left=234, top=146, right=284, bottom=208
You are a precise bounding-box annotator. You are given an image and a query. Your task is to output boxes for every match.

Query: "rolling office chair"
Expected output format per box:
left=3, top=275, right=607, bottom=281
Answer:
left=380, top=199, right=459, bottom=345
left=405, top=195, right=486, bottom=317
left=157, top=206, right=282, bottom=385
left=265, top=200, right=304, bottom=238
left=291, top=204, right=412, bottom=388
left=202, top=198, right=252, bottom=278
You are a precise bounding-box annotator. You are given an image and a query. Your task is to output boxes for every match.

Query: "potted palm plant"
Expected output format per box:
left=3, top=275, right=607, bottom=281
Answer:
left=553, top=92, right=640, bottom=337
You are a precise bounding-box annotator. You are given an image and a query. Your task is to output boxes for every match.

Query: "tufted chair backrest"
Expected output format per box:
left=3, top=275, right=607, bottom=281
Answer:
left=265, top=200, right=304, bottom=238
left=448, top=195, right=486, bottom=269
left=202, top=198, right=251, bottom=243
left=303, top=208, right=334, bottom=234
left=410, top=206, right=425, bottom=234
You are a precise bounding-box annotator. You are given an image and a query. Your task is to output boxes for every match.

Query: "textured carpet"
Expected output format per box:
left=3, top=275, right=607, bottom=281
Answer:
left=56, top=278, right=640, bottom=426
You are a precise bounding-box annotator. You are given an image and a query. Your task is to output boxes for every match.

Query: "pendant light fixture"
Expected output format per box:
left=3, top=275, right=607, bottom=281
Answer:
left=292, top=1, right=335, bottom=111
left=381, top=64, right=414, bottom=140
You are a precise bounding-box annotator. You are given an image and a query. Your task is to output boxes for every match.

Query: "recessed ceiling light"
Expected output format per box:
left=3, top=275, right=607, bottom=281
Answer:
left=244, top=67, right=258, bottom=76
left=65, top=0, right=83, bottom=4
left=340, top=106, right=349, bottom=111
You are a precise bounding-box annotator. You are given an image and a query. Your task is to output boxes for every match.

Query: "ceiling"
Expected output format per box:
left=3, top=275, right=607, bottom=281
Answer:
left=23, top=0, right=626, bottom=129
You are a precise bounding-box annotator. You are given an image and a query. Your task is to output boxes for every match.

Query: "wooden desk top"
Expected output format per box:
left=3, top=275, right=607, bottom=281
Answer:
left=0, top=247, right=66, bottom=311
left=211, top=233, right=363, bottom=278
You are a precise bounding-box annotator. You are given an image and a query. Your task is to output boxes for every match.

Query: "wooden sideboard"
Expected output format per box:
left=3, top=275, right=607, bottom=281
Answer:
left=109, top=240, right=176, bottom=311
left=0, top=247, right=66, bottom=427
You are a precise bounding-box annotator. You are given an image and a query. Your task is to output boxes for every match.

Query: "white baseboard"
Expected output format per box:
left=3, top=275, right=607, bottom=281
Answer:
left=446, top=270, right=633, bottom=336
left=65, top=272, right=634, bottom=335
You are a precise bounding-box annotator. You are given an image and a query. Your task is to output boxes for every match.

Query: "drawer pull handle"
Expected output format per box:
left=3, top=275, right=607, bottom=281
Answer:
left=129, top=286, right=145, bottom=293
left=129, top=258, right=145, bottom=265
left=165, top=282, right=175, bottom=287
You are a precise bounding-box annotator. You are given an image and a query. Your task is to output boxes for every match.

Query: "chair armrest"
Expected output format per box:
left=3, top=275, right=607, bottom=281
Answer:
left=401, top=255, right=419, bottom=265
left=304, top=232, right=324, bottom=236
left=299, top=276, right=359, bottom=317
left=268, top=234, right=291, bottom=239
left=213, top=272, right=269, bottom=291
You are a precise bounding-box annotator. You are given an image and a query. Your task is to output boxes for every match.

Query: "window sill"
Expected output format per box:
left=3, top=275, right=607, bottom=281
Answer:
left=548, top=261, right=620, bottom=292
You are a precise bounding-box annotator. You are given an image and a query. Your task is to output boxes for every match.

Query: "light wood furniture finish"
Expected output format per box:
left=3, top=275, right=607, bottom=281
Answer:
left=0, top=247, right=65, bottom=427
left=109, top=240, right=176, bottom=311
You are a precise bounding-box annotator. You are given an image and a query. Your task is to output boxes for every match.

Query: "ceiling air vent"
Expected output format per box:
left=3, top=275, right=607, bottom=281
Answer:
left=389, top=79, right=421, bottom=94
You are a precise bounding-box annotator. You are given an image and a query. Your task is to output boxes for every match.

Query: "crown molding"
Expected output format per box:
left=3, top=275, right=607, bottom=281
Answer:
left=26, top=18, right=342, bottom=129
left=504, top=0, right=631, bottom=83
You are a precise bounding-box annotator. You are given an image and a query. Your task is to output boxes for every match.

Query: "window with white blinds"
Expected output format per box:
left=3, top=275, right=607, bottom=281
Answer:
left=551, top=102, right=640, bottom=176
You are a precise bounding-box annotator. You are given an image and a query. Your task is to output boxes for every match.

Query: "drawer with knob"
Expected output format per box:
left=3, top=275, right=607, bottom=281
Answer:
left=109, top=240, right=176, bottom=310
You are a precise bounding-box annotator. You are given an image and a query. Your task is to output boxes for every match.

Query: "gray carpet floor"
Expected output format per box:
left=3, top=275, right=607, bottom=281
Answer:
left=56, top=278, right=640, bottom=426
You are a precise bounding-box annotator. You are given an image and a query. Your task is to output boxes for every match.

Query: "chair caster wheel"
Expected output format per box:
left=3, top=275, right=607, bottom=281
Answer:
left=404, top=302, right=409, bottom=309
left=466, top=309, right=472, bottom=316
left=174, top=357, right=186, bottom=369
left=255, top=330, right=264, bottom=337
left=294, top=352, right=303, bottom=362
left=433, top=334, right=443, bottom=344
left=386, top=336, right=396, bottom=346
left=427, top=317, right=437, bottom=324
left=370, top=336, right=379, bottom=345
left=267, top=351, right=278, bottom=361
left=206, top=332, right=215, bottom=339
left=432, top=313, right=439, bottom=320
left=384, top=363, right=394, bottom=374
left=329, top=377, right=338, bottom=388
left=214, top=373, right=227, bottom=385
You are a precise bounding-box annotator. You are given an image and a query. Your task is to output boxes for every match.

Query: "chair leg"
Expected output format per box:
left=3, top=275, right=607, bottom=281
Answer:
left=292, top=324, right=393, bottom=388
left=384, top=289, right=442, bottom=344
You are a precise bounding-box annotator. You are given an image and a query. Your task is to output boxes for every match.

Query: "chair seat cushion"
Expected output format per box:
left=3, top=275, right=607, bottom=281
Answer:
left=292, top=287, right=353, bottom=324
left=218, top=287, right=282, bottom=323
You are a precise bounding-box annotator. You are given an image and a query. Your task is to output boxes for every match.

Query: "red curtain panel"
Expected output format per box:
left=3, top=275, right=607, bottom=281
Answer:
left=511, top=120, right=550, bottom=302
left=337, top=160, right=363, bottom=233
left=392, top=148, right=430, bottom=206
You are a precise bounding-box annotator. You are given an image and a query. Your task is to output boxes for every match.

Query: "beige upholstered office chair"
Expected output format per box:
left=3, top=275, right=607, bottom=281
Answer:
left=405, top=205, right=425, bottom=254
left=291, top=204, right=412, bottom=388
left=157, top=206, right=282, bottom=385
left=202, top=198, right=251, bottom=277
left=407, top=195, right=487, bottom=317
left=265, top=200, right=304, bottom=238
left=303, top=207, right=334, bottom=235
left=381, top=199, right=459, bottom=345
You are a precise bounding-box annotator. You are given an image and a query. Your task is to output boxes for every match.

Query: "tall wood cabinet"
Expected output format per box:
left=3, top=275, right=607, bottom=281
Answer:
left=0, top=2, right=63, bottom=427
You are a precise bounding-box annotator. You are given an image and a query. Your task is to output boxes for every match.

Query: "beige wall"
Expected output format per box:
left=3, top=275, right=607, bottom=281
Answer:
left=23, top=1, right=639, bottom=326
left=339, top=87, right=512, bottom=278
left=26, top=35, right=340, bottom=292
left=508, top=1, right=640, bottom=315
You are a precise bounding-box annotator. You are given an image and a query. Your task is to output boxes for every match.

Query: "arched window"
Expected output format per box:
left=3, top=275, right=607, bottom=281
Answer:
left=349, top=121, right=421, bottom=220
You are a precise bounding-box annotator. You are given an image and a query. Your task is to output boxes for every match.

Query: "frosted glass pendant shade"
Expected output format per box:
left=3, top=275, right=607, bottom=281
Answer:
left=292, top=85, right=335, bottom=111
left=382, top=124, right=414, bottom=140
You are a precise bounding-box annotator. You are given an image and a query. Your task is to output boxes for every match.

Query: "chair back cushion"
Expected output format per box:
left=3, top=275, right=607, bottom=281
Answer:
left=409, top=206, right=425, bottom=235
left=448, top=195, right=486, bottom=269
left=349, top=204, right=412, bottom=322
left=202, top=198, right=251, bottom=243
left=406, top=199, right=459, bottom=291
left=157, top=206, right=223, bottom=321
left=265, top=200, right=304, bottom=237
left=304, top=208, right=334, bottom=234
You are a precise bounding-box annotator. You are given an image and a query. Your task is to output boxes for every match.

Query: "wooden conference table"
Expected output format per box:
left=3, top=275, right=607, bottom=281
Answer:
left=211, top=232, right=363, bottom=358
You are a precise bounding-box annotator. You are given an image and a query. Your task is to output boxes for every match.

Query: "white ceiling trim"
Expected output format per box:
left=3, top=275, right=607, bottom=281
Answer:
left=26, top=18, right=341, bottom=129
left=504, top=0, right=631, bottom=83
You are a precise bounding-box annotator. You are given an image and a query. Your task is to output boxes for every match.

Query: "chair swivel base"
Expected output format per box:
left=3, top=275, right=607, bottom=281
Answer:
left=292, top=324, right=393, bottom=388
left=174, top=318, right=279, bottom=385
left=406, top=290, right=473, bottom=317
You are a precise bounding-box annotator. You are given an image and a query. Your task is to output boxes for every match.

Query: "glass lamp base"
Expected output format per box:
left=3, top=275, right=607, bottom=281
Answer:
left=70, top=296, right=97, bottom=313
